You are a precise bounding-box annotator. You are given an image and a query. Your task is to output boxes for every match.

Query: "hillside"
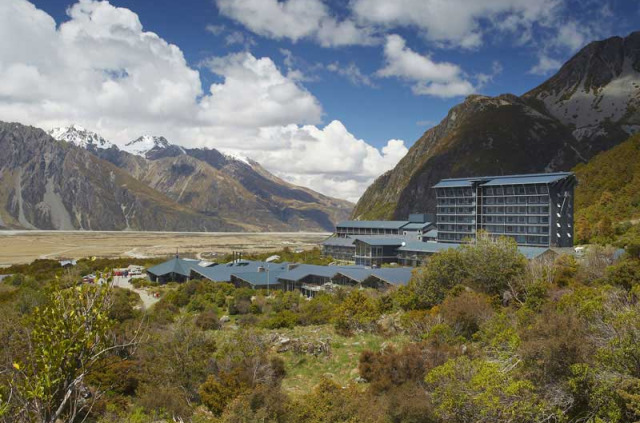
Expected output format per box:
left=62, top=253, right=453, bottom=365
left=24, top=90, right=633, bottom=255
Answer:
left=52, top=126, right=352, bottom=232
left=573, top=134, right=640, bottom=242
left=0, top=122, right=234, bottom=231
left=353, top=31, right=640, bottom=220
left=0, top=122, right=351, bottom=231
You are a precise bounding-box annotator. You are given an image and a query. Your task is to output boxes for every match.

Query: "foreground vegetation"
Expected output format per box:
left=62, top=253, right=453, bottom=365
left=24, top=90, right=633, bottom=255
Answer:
left=1, top=235, right=640, bottom=422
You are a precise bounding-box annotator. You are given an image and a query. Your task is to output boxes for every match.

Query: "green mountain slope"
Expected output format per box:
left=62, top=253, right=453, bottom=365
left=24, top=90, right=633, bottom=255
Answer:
left=574, top=134, right=640, bottom=242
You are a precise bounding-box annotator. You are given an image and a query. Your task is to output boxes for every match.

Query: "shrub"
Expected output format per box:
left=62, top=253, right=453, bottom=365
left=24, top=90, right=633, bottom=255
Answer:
left=195, top=308, right=221, bottom=331
left=259, top=310, right=298, bottom=329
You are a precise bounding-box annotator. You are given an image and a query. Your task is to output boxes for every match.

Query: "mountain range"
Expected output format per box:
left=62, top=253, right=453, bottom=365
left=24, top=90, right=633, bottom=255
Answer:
left=352, top=31, right=640, bottom=220
left=0, top=123, right=352, bottom=231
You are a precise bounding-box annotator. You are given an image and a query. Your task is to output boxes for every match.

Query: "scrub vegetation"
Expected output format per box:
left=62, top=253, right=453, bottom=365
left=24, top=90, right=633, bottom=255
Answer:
left=1, top=235, right=640, bottom=422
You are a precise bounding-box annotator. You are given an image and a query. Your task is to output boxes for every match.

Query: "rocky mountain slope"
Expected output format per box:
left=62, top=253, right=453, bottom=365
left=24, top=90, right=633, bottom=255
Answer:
left=0, top=122, right=234, bottom=231
left=353, top=31, right=640, bottom=220
left=0, top=123, right=350, bottom=232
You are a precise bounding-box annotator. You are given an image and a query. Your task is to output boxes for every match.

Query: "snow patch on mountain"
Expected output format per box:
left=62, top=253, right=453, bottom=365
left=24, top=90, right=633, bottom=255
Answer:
left=221, top=150, right=251, bottom=165
left=122, top=135, right=172, bottom=157
left=49, top=125, right=114, bottom=149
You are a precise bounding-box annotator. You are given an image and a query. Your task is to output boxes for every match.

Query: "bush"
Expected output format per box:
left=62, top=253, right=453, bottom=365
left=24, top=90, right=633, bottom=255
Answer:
left=195, top=308, right=221, bottom=331
left=439, top=291, right=494, bottom=339
left=359, top=344, right=427, bottom=393
left=259, top=310, right=298, bottom=329
left=333, top=290, right=380, bottom=335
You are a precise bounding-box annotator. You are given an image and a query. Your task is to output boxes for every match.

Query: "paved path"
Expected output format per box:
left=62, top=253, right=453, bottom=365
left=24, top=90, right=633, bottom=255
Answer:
left=111, top=276, right=159, bottom=309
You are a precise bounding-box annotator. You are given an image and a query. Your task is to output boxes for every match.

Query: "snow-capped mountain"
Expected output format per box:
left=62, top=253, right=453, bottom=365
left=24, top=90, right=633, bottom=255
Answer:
left=49, top=125, right=114, bottom=150
left=121, top=135, right=177, bottom=157
left=21, top=124, right=352, bottom=231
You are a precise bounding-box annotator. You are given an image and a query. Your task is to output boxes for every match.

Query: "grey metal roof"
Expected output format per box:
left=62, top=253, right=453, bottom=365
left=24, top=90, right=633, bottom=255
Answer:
left=424, top=229, right=438, bottom=238
left=334, top=267, right=414, bottom=285
left=321, top=236, right=356, bottom=247
left=233, top=270, right=285, bottom=287
left=398, top=241, right=462, bottom=253
left=432, top=179, right=476, bottom=188
left=278, top=264, right=366, bottom=282
left=517, top=247, right=554, bottom=259
left=370, top=268, right=414, bottom=285
left=147, top=257, right=201, bottom=278
left=399, top=241, right=553, bottom=260
left=482, top=172, right=573, bottom=186
left=191, top=260, right=289, bottom=282
left=337, top=220, right=409, bottom=230
left=402, top=222, right=433, bottom=231
left=433, top=172, right=573, bottom=188
left=353, top=236, right=408, bottom=246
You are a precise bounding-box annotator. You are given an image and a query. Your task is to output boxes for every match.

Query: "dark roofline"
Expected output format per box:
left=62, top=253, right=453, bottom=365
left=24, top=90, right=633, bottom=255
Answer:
left=435, top=171, right=573, bottom=183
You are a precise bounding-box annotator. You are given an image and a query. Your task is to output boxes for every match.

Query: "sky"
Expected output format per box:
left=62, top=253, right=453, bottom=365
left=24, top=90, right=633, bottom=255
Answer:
left=0, top=0, right=637, bottom=202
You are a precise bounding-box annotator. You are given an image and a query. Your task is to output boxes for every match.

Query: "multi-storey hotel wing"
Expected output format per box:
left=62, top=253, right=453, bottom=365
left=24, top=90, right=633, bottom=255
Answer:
left=434, top=172, right=576, bottom=248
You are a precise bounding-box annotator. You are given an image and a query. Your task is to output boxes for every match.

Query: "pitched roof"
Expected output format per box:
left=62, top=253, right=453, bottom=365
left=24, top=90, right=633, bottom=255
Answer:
left=402, top=222, right=433, bottom=231
left=321, top=236, right=356, bottom=247
left=353, top=236, right=408, bottom=246
left=147, top=257, right=200, bottom=278
left=398, top=241, right=461, bottom=253
left=277, top=264, right=366, bottom=282
left=424, top=229, right=438, bottom=238
left=433, top=172, right=574, bottom=188
left=191, top=260, right=289, bottom=282
left=336, top=220, right=409, bottom=230
left=232, top=270, right=285, bottom=287
left=370, top=268, right=414, bottom=285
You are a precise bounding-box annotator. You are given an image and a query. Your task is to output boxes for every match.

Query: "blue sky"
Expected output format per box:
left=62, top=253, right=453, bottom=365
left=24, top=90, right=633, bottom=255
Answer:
left=3, top=0, right=639, bottom=200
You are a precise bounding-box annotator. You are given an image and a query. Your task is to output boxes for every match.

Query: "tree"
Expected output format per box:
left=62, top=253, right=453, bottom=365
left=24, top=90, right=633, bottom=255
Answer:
left=7, top=284, right=139, bottom=423
left=459, top=232, right=527, bottom=296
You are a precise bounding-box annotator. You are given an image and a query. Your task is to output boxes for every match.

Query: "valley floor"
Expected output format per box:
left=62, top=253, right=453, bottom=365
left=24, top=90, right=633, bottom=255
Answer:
left=0, top=230, right=329, bottom=265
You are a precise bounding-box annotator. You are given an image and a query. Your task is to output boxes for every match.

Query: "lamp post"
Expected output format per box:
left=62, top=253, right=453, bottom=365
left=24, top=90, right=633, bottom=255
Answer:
left=266, top=265, right=270, bottom=296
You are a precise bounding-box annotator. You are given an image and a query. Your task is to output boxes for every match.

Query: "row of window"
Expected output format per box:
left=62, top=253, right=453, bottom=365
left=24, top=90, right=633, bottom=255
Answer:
left=483, top=215, right=549, bottom=224
left=437, top=198, right=475, bottom=206
left=482, top=185, right=549, bottom=196
left=481, top=224, right=550, bottom=234
left=483, top=206, right=549, bottom=214
left=483, top=195, right=548, bottom=205
left=438, top=215, right=475, bottom=223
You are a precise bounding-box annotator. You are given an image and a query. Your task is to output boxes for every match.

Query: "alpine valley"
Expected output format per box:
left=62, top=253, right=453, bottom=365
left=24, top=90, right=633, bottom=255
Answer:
left=353, top=31, right=640, bottom=220
left=0, top=123, right=352, bottom=231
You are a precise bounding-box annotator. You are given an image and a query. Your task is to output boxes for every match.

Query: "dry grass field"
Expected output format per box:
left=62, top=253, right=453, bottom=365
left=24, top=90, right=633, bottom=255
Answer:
left=0, top=230, right=330, bottom=266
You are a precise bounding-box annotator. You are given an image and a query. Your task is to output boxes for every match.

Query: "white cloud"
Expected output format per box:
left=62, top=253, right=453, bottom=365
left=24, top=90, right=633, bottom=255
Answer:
left=351, top=0, right=561, bottom=48
left=0, top=0, right=403, bottom=201
left=215, top=0, right=376, bottom=47
left=529, top=53, right=563, bottom=75
left=222, top=121, right=408, bottom=202
left=376, top=35, right=475, bottom=98
left=326, top=62, right=374, bottom=87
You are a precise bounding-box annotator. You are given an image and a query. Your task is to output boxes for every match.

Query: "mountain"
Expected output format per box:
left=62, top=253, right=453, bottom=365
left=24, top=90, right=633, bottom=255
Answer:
left=49, top=124, right=114, bottom=151
left=0, top=122, right=235, bottom=231
left=573, top=134, right=640, bottom=242
left=352, top=31, right=640, bottom=220
left=37, top=125, right=352, bottom=231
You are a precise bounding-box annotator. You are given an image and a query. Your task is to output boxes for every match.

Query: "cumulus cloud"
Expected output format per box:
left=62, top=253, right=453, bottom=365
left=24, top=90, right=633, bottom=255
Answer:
left=222, top=122, right=408, bottom=202
left=0, top=0, right=404, bottom=201
left=376, top=35, right=474, bottom=98
left=351, top=0, right=561, bottom=48
left=215, top=0, right=376, bottom=47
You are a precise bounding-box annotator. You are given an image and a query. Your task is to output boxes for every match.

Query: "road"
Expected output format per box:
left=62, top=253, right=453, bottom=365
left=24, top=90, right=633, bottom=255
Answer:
left=111, top=276, right=160, bottom=309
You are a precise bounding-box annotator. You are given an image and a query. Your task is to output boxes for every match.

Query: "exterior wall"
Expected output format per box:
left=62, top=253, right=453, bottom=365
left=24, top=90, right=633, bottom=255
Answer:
left=354, top=241, right=400, bottom=267
left=321, top=244, right=355, bottom=261
left=150, top=272, right=188, bottom=284
left=436, top=179, right=575, bottom=248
